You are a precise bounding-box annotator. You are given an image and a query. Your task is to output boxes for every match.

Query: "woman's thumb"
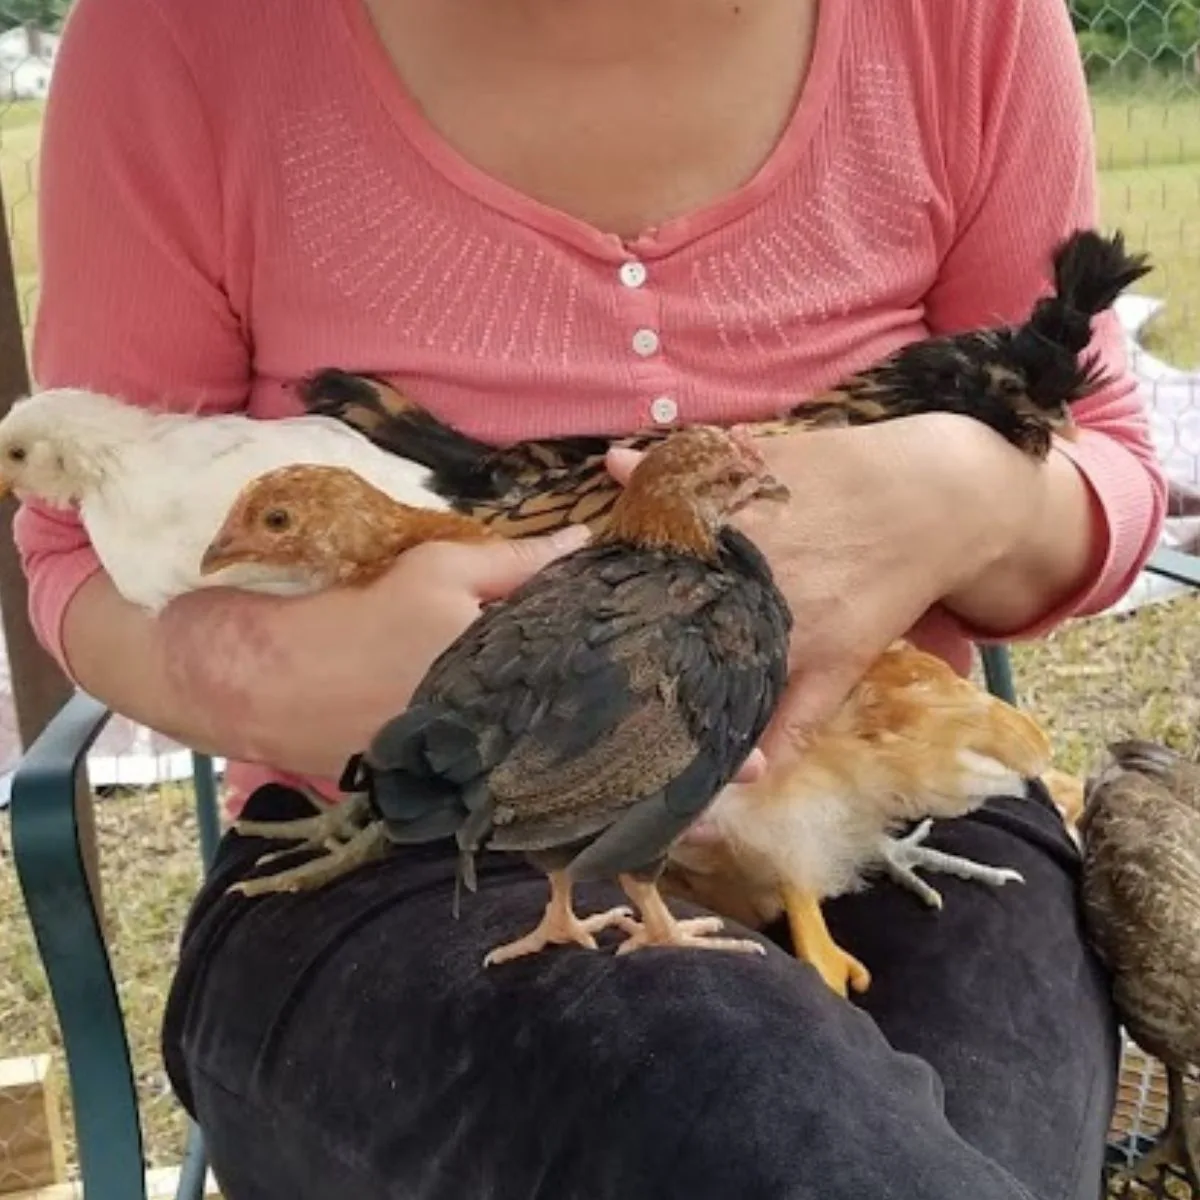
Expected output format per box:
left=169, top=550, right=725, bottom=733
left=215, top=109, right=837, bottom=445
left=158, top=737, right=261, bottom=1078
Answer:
left=471, top=525, right=593, bottom=601
left=605, top=446, right=644, bottom=486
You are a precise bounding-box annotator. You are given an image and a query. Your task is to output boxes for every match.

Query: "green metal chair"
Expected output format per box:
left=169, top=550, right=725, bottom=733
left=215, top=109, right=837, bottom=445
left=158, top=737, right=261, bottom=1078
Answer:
left=10, top=695, right=221, bottom=1200
left=9, top=546, right=1200, bottom=1198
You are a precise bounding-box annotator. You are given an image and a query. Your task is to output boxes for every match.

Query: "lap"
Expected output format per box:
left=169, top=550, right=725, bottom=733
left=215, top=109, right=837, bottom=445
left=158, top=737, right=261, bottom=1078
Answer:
left=825, top=793, right=1119, bottom=1198
left=164, top=785, right=1115, bottom=1200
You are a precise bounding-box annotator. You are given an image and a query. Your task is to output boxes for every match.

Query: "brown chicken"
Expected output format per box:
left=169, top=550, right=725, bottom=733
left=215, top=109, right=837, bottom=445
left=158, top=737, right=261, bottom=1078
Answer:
left=200, top=462, right=492, bottom=586
left=663, top=641, right=1053, bottom=995
left=1079, top=740, right=1200, bottom=1190
left=199, top=464, right=498, bottom=891
left=203, top=429, right=795, bottom=968
left=301, top=229, right=1149, bottom=541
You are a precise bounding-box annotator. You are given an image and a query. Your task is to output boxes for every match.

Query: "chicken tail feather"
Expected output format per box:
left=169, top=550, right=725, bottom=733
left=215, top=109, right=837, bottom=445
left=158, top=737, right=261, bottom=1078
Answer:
left=1011, top=229, right=1152, bottom=408
left=356, top=705, right=495, bottom=853
left=1050, top=229, right=1152, bottom=320
left=299, top=367, right=517, bottom=502
left=1106, top=738, right=1184, bottom=781
left=978, top=699, right=1054, bottom=778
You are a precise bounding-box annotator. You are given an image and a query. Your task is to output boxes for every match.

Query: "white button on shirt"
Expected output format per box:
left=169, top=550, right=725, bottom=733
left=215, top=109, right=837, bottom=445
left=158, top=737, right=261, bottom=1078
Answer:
left=650, top=396, right=678, bottom=425
left=619, top=261, right=648, bottom=288
left=632, top=328, right=660, bottom=356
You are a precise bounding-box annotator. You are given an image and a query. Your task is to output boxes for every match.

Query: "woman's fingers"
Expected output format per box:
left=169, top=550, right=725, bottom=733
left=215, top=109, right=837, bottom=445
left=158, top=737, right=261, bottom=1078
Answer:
left=759, top=662, right=866, bottom=759
left=734, top=747, right=767, bottom=784
left=605, top=446, right=644, bottom=484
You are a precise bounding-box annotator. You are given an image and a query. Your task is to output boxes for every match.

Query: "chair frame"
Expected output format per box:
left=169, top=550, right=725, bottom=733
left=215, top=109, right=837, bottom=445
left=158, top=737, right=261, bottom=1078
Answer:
left=11, top=548, right=1200, bottom=1199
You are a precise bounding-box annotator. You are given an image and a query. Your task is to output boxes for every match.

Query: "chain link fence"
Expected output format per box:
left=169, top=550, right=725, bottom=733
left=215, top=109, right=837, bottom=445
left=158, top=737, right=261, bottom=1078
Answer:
left=0, top=0, right=1195, bottom=1189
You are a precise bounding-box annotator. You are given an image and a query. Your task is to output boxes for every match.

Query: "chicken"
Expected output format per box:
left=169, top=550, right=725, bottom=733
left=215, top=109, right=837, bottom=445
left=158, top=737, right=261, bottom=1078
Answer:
left=1078, top=740, right=1200, bottom=1190
left=191, top=464, right=498, bottom=885
left=300, top=228, right=1149, bottom=540
left=662, top=641, right=1052, bottom=996
left=210, top=427, right=794, bottom=967
left=198, top=462, right=492, bottom=589
left=0, top=387, right=445, bottom=613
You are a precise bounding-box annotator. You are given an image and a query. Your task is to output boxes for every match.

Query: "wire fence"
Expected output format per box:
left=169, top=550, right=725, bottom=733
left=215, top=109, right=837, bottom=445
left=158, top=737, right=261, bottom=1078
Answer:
left=0, top=2, right=1195, bottom=1189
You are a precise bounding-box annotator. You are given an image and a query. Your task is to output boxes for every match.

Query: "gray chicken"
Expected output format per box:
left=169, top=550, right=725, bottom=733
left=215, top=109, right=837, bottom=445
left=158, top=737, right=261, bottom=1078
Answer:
left=1080, top=740, right=1200, bottom=1189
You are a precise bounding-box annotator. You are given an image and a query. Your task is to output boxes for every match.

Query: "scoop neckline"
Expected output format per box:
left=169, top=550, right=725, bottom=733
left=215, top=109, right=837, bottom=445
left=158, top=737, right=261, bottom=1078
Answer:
left=336, top=0, right=846, bottom=261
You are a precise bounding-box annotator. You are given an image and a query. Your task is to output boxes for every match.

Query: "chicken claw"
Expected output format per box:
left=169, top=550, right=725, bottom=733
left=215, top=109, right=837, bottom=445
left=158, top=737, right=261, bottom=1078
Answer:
left=782, top=884, right=871, bottom=997
left=230, top=821, right=389, bottom=897
left=613, top=876, right=767, bottom=957
left=232, top=790, right=373, bottom=861
left=879, top=819, right=1025, bottom=910
left=483, top=871, right=632, bottom=965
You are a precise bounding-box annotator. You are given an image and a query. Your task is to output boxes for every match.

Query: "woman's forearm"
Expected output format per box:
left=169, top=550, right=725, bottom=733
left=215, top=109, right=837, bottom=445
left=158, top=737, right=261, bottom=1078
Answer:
left=940, top=440, right=1107, bottom=636
left=61, top=572, right=394, bottom=778
left=62, top=572, right=307, bottom=765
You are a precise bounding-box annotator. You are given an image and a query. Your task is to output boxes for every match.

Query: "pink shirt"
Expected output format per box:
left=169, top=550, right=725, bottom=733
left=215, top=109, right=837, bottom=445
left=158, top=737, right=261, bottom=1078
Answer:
left=16, top=0, right=1167, bottom=811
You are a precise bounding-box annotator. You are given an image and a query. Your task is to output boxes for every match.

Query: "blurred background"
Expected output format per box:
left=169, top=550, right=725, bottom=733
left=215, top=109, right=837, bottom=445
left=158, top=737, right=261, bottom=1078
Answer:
left=0, top=0, right=1196, bottom=1188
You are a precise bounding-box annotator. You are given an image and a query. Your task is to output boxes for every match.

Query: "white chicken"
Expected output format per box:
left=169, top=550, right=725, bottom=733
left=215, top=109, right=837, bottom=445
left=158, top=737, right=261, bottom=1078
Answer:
left=0, top=388, right=446, bottom=612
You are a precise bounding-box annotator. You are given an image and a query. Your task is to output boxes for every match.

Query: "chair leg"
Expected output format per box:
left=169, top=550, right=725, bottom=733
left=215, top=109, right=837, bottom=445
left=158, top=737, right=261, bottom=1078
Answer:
left=177, top=752, right=223, bottom=1199
left=191, top=753, right=222, bottom=873
left=11, top=692, right=147, bottom=1200
left=980, top=644, right=1017, bottom=705
left=176, top=1119, right=210, bottom=1200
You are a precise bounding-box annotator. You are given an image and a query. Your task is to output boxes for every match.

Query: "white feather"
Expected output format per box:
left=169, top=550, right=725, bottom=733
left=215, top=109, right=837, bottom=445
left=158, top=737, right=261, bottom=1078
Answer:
left=0, top=388, right=447, bottom=612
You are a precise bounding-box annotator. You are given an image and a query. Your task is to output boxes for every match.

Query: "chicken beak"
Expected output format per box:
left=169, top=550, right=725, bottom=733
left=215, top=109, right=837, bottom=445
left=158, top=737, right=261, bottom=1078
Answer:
left=0, top=477, right=12, bottom=500
left=199, top=532, right=242, bottom=576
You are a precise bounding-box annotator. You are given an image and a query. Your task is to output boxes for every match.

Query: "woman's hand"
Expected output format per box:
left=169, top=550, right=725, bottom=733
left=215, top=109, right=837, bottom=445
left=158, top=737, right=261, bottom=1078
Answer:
left=155, top=527, right=592, bottom=778
left=609, top=413, right=1092, bottom=756
left=150, top=525, right=769, bottom=783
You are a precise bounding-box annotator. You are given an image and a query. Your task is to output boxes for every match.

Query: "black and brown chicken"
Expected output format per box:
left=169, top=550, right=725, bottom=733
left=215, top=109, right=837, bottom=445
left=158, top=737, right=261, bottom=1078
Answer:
left=1079, top=740, right=1200, bottom=1191
left=202, top=462, right=1048, bottom=994
left=204, top=427, right=794, bottom=964
left=300, top=229, right=1149, bottom=540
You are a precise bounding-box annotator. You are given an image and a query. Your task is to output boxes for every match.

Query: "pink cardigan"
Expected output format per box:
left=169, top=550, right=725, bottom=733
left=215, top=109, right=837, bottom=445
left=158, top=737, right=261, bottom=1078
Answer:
left=16, top=0, right=1166, bottom=808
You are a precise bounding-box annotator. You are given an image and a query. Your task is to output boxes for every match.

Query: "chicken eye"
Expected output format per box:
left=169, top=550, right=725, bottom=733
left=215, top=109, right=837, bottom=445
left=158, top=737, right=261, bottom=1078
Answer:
left=262, top=508, right=291, bottom=532
left=6, top=445, right=26, bottom=463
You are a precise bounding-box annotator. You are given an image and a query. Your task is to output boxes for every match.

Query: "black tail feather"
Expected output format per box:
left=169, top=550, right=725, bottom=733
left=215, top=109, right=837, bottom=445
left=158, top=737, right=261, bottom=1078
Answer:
left=1009, top=229, right=1152, bottom=408
left=1051, top=229, right=1152, bottom=320
left=299, top=368, right=517, bottom=502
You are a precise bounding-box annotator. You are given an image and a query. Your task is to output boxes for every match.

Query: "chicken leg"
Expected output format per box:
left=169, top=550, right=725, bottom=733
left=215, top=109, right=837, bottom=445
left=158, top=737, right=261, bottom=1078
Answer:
left=233, top=789, right=372, bottom=854
left=782, top=884, right=871, bottom=997
left=879, top=819, right=1024, bottom=910
left=230, top=820, right=390, bottom=897
left=483, top=870, right=633, bottom=966
left=613, top=875, right=767, bottom=956
left=1129, top=1067, right=1200, bottom=1189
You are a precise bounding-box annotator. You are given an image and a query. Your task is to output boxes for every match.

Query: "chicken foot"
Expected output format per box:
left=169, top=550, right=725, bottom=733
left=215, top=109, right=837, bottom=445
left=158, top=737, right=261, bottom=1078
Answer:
left=1129, top=1067, right=1200, bottom=1189
left=483, top=871, right=632, bottom=966
left=782, top=884, right=871, bottom=998
left=230, top=820, right=390, bottom=897
left=613, top=875, right=766, bottom=957
left=879, top=819, right=1024, bottom=910
left=232, top=789, right=373, bottom=860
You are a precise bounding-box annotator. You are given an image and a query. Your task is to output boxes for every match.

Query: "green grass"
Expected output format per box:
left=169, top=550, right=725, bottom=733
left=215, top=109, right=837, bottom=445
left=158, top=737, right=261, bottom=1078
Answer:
left=0, top=783, right=205, bottom=1175
left=1091, top=91, right=1200, bottom=367
left=0, top=100, right=43, bottom=335
left=0, top=82, right=1198, bottom=1175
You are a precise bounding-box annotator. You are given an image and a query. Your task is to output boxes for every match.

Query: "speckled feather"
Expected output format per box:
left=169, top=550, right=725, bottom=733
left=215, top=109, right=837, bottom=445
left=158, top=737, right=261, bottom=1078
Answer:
left=1080, top=742, right=1200, bottom=1073
left=300, top=229, right=1149, bottom=538
left=358, top=528, right=791, bottom=889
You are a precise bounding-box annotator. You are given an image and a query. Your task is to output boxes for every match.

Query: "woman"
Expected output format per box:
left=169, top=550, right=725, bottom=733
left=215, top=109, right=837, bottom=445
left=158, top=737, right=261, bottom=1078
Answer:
left=18, top=0, right=1165, bottom=1195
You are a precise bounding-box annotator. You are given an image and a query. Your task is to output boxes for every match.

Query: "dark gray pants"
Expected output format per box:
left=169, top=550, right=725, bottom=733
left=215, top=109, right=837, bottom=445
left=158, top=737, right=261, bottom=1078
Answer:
left=163, top=783, right=1118, bottom=1200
